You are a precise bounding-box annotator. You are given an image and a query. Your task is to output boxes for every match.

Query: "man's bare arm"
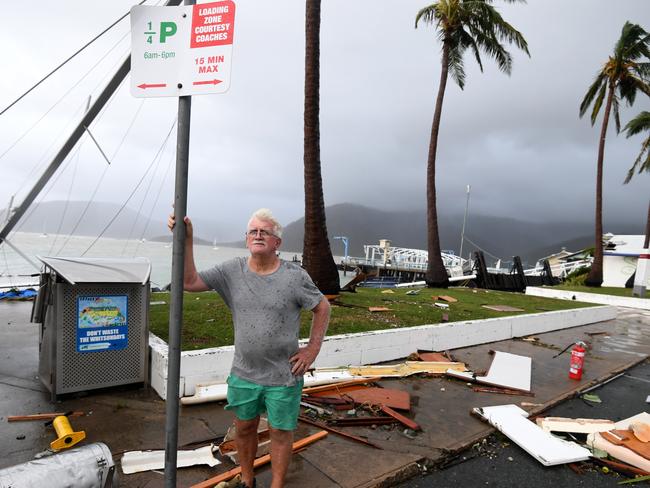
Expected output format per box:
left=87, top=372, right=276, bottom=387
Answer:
left=290, top=297, right=330, bottom=375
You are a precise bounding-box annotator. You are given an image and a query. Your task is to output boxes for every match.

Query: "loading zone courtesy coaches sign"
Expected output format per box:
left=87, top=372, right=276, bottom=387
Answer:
left=77, top=296, right=128, bottom=353
left=130, top=1, right=235, bottom=97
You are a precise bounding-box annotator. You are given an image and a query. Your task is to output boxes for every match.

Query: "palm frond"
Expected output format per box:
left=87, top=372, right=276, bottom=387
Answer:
left=624, top=111, right=650, bottom=183
left=611, top=95, right=621, bottom=133
left=624, top=137, right=650, bottom=183
left=590, top=83, right=608, bottom=126
left=624, top=111, right=650, bottom=137
left=415, top=4, right=438, bottom=29
left=448, top=42, right=467, bottom=88
left=579, top=74, right=606, bottom=119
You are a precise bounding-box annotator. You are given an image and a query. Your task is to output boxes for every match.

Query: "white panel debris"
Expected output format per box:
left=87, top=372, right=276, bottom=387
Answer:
left=121, top=445, right=220, bottom=474
left=473, top=404, right=591, bottom=466
left=476, top=351, right=532, bottom=392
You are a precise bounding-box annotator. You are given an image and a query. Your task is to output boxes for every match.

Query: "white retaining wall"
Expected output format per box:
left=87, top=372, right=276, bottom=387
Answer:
left=149, top=305, right=617, bottom=400
left=526, top=287, right=650, bottom=310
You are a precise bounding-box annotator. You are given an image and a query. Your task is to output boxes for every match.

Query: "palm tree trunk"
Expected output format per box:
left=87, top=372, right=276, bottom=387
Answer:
left=585, top=84, right=615, bottom=287
left=643, top=202, right=650, bottom=249
left=425, top=40, right=451, bottom=288
left=303, top=0, right=339, bottom=294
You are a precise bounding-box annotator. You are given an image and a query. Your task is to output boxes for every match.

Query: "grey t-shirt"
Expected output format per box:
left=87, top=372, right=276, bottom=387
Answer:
left=199, top=257, right=323, bottom=386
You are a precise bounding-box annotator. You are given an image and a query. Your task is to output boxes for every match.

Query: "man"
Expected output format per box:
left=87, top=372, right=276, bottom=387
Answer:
left=168, top=208, right=330, bottom=488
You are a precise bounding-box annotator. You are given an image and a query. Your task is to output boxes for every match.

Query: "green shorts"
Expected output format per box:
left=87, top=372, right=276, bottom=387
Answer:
left=225, top=375, right=304, bottom=431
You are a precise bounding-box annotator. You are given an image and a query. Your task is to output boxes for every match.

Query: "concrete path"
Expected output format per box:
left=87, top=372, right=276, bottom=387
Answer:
left=1, top=301, right=648, bottom=487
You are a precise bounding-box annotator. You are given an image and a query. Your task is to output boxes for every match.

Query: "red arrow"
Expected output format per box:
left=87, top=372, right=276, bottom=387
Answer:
left=193, top=79, right=223, bottom=86
left=137, top=83, right=167, bottom=89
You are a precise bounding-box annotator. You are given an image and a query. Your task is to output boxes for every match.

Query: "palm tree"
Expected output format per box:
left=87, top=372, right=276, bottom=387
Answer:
left=579, top=22, right=650, bottom=287
left=303, top=0, right=340, bottom=294
left=624, top=111, right=650, bottom=251
left=415, top=0, right=529, bottom=287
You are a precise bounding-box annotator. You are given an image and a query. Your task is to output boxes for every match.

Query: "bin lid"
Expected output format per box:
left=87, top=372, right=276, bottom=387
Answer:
left=37, top=256, right=151, bottom=285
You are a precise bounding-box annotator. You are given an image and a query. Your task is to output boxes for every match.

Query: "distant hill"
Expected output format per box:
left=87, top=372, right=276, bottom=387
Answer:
left=278, top=203, right=641, bottom=266
left=3, top=200, right=643, bottom=266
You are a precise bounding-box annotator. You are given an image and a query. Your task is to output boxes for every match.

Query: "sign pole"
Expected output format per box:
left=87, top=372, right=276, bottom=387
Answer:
left=164, top=4, right=194, bottom=487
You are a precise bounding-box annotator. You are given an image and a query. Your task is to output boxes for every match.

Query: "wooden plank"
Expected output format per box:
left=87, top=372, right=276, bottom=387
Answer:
left=190, top=431, right=328, bottom=488
left=349, top=361, right=466, bottom=377
left=417, top=352, right=451, bottom=362
left=437, top=295, right=458, bottom=303
left=380, top=405, right=421, bottom=431
left=341, top=387, right=411, bottom=411
left=298, top=416, right=382, bottom=449
left=302, top=378, right=378, bottom=395
left=7, top=411, right=86, bottom=422
left=536, top=417, right=614, bottom=434
left=482, top=305, right=525, bottom=312
left=368, top=307, right=392, bottom=312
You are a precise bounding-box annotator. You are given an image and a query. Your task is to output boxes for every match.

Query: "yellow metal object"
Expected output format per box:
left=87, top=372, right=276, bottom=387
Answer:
left=50, top=415, right=86, bottom=451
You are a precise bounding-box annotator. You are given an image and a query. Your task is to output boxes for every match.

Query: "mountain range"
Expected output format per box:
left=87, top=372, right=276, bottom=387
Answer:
left=2, top=201, right=644, bottom=265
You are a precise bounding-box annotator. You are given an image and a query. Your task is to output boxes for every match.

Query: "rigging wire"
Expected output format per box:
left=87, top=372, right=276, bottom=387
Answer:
left=0, top=1, right=145, bottom=118
left=462, top=236, right=503, bottom=262
left=134, top=150, right=175, bottom=256
left=120, top=130, right=169, bottom=256
left=13, top=57, right=130, bottom=236
left=80, top=118, right=178, bottom=257
left=48, top=150, right=81, bottom=255
left=0, top=31, right=131, bottom=169
left=56, top=99, right=145, bottom=256
left=55, top=98, right=147, bottom=256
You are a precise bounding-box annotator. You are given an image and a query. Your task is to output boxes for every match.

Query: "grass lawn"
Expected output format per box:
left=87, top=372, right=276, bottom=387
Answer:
left=553, top=284, right=649, bottom=299
left=149, top=287, right=596, bottom=351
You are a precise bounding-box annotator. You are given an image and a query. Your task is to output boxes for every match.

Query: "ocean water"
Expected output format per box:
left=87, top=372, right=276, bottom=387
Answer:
left=1, top=232, right=250, bottom=289
left=0, top=232, right=345, bottom=289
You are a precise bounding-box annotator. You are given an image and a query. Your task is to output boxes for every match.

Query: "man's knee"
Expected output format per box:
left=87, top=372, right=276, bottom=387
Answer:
left=269, top=427, right=293, bottom=445
left=235, top=416, right=260, bottom=437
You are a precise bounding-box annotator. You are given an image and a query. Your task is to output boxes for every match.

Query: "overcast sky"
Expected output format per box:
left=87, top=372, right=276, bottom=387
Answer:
left=0, top=0, right=648, bottom=241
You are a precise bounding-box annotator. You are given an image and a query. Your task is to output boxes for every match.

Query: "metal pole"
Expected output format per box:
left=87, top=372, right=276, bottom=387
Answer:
left=459, top=184, right=471, bottom=261
left=165, top=4, right=194, bottom=485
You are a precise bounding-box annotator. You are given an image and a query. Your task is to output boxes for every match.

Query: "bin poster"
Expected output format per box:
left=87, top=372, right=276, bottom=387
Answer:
left=77, top=296, right=128, bottom=353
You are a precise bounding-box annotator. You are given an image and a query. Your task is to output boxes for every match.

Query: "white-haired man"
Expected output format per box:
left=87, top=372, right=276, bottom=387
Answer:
left=168, top=208, right=330, bottom=488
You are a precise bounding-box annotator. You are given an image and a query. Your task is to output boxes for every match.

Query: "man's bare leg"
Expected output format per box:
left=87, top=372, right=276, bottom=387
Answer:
left=269, top=427, right=294, bottom=488
left=234, top=416, right=260, bottom=487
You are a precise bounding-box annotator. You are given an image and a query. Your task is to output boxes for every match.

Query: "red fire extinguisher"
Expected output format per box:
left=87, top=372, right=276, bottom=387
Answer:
left=568, top=341, right=587, bottom=380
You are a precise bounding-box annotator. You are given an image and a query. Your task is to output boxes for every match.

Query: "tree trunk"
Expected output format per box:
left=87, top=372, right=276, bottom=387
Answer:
left=585, top=83, right=615, bottom=287
left=425, top=40, right=451, bottom=288
left=643, top=202, right=650, bottom=249
left=302, top=0, right=339, bottom=294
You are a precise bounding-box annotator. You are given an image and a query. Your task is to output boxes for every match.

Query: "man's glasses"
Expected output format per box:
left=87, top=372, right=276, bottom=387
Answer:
left=246, top=228, right=276, bottom=238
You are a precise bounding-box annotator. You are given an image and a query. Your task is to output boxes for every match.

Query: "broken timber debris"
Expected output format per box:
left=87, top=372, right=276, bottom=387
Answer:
left=368, top=307, right=392, bottom=312
left=349, top=361, right=466, bottom=377
left=7, top=411, right=86, bottom=422
left=309, top=386, right=411, bottom=411
left=298, top=416, right=383, bottom=449
left=587, top=413, right=650, bottom=472
left=481, top=305, right=525, bottom=312
left=190, top=431, right=328, bottom=488
left=536, top=417, right=615, bottom=434
left=601, top=430, right=650, bottom=460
